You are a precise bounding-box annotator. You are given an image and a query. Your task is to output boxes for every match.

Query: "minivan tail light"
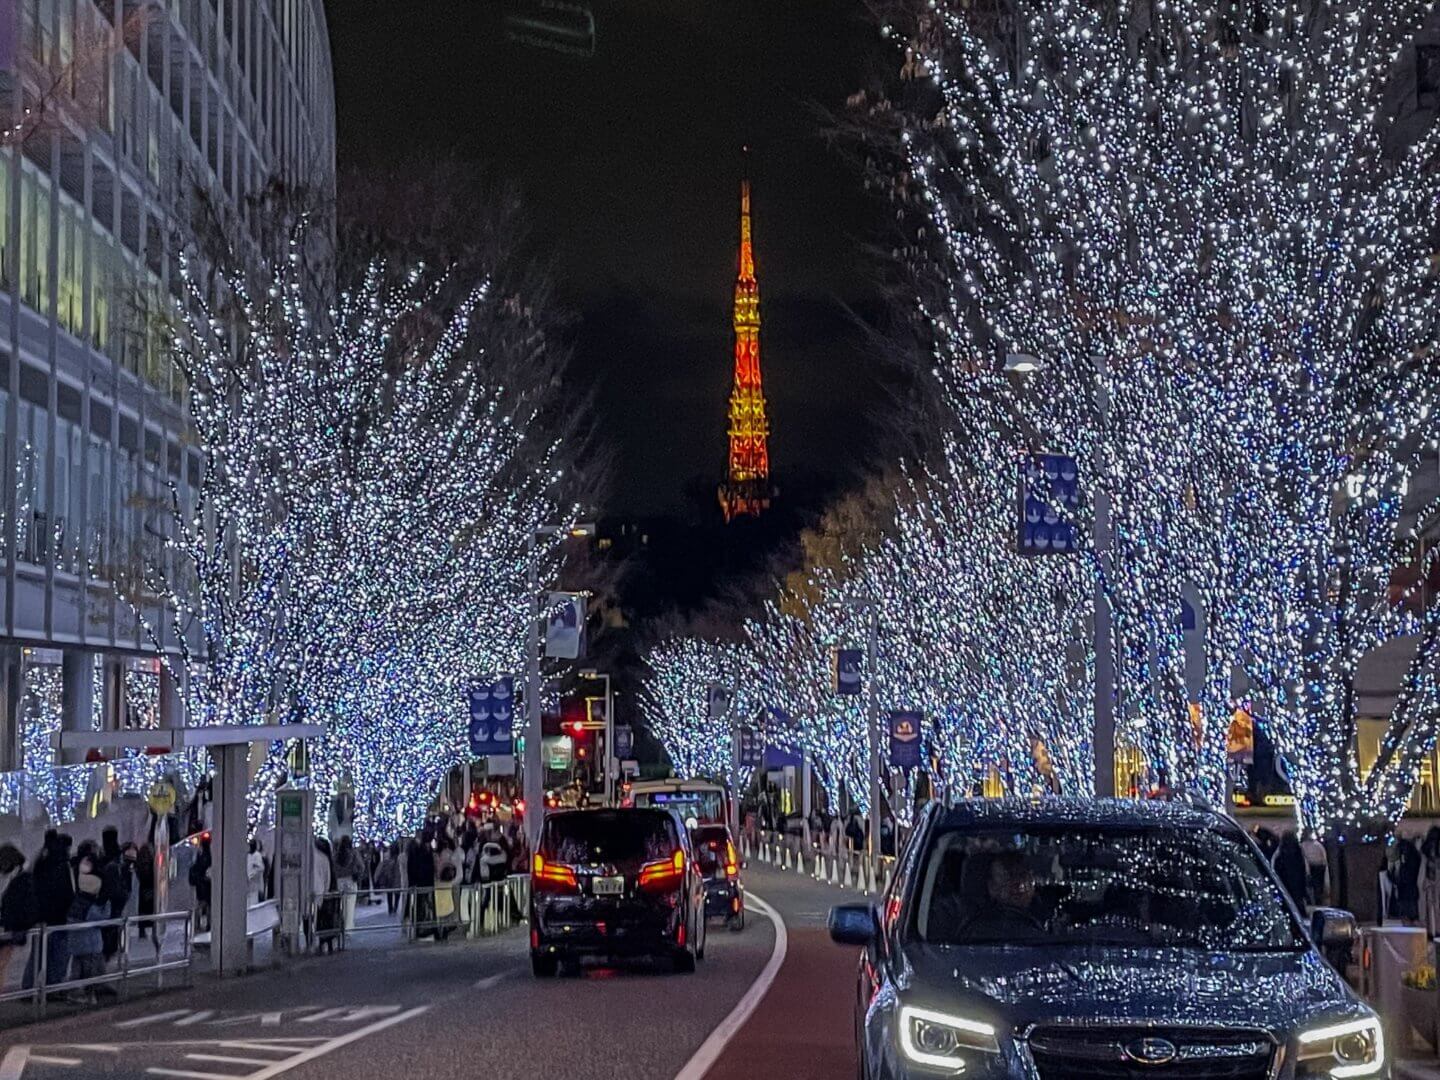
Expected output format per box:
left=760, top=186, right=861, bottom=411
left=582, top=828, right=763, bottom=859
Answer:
left=532, top=853, right=578, bottom=893
left=638, top=849, right=685, bottom=893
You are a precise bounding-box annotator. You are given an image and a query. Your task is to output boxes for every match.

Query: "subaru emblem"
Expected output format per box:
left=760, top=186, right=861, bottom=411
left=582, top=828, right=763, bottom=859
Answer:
left=1123, top=1037, right=1178, bottom=1066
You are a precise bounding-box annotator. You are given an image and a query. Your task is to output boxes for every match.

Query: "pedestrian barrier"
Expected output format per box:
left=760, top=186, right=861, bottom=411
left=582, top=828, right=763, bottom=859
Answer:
left=0, top=910, right=193, bottom=1019
left=305, top=878, right=530, bottom=952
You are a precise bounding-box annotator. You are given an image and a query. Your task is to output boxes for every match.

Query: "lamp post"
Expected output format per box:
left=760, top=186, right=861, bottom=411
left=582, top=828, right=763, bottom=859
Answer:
left=579, top=668, right=613, bottom=805
left=1005, top=351, right=1114, bottom=797
left=524, top=522, right=594, bottom=849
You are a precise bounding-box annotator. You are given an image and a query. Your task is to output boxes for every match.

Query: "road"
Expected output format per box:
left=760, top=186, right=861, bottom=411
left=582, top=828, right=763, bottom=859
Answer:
left=0, top=865, right=861, bottom=1080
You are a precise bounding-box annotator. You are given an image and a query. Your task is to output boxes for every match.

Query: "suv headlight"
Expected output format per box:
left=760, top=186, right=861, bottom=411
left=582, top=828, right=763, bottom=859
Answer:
left=1296, top=1016, right=1385, bottom=1078
left=898, top=1005, right=1000, bottom=1072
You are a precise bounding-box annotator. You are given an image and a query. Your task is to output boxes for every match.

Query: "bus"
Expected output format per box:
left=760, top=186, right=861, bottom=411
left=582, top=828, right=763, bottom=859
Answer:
left=627, top=779, right=730, bottom=829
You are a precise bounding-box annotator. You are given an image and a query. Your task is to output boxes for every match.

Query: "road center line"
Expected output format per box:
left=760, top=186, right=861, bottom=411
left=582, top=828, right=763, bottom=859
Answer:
left=671, top=891, right=788, bottom=1080
left=245, top=1005, right=430, bottom=1080
left=472, top=968, right=517, bottom=990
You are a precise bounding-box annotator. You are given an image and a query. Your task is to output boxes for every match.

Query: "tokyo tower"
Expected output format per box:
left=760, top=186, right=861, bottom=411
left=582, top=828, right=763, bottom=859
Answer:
left=718, top=152, right=772, bottom=522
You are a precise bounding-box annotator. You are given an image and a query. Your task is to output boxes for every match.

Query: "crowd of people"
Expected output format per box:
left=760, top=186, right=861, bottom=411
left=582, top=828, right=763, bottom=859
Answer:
left=0, top=827, right=155, bottom=1000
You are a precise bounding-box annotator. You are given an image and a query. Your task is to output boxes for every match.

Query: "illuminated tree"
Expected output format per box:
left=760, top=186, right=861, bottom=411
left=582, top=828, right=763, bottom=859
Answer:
left=638, top=636, right=758, bottom=783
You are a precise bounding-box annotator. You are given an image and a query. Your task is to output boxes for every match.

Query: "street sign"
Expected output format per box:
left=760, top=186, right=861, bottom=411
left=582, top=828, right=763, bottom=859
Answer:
left=1019, top=453, right=1079, bottom=555
left=707, top=684, right=732, bottom=722
left=468, top=677, right=516, bottom=757
left=613, top=724, right=633, bottom=758
left=544, top=593, right=586, bottom=659
left=889, top=710, right=923, bottom=770
left=833, top=649, right=863, bottom=696
left=738, top=727, right=762, bottom=768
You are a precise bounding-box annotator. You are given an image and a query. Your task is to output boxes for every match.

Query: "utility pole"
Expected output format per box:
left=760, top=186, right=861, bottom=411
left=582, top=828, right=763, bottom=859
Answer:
left=1093, top=357, right=1115, bottom=798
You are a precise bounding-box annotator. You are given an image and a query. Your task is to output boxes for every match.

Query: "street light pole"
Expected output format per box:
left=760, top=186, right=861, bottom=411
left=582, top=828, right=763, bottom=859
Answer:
left=839, top=597, right=883, bottom=888
left=523, top=523, right=595, bottom=850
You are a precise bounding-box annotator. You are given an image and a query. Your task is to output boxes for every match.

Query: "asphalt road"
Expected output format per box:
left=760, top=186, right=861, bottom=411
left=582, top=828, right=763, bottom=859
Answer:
left=0, top=865, right=864, bottom=1080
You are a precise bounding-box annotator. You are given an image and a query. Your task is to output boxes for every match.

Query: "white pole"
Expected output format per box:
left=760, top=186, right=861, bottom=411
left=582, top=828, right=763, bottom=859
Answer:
left=866, top=602, right=883, bottom=887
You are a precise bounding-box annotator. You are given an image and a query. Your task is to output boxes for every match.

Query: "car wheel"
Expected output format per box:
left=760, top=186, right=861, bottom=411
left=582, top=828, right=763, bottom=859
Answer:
left=531, top=952, right=558, bottom=978
left=674, top=946, right=697, bottom=973
left=728, top=909, right=745, bottom=932
left=697, top=919, right=707, bottom=961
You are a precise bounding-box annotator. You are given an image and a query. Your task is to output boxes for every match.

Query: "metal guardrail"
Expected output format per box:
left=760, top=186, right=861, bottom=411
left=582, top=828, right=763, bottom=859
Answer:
left=742, top=829, right=897, bottom=894
left=306, top=878, right=530, bottom=950
left=0, top=910, right=193, bottom=1018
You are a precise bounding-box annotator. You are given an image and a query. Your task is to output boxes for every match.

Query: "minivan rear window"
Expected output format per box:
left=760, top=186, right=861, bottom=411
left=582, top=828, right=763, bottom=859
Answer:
left=543, top=811, right=678, bottom=867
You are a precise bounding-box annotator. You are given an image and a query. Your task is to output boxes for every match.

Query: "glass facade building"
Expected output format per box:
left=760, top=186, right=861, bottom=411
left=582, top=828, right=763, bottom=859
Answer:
left=0, top=0, right=334, bottom=783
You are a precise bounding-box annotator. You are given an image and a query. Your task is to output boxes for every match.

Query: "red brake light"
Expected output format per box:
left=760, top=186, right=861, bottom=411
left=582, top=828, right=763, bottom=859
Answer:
left=638, top=849, right=686, bottom=893
left=514, top=799, right=526, bottom=815
left=532, top=854, right=578, bottom=893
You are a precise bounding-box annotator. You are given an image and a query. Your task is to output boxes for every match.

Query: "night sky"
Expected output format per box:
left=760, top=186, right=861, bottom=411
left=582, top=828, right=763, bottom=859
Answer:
left=323, top=1, right=892, bottom=520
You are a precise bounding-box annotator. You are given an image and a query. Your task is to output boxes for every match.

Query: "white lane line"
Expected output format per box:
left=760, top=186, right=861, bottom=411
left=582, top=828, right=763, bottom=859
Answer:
left=185, top=1054, right=277, bottom=1067
left=146, top=1070, right=242, bottom=1080
left=117, top=1010, right=195, bottom=1028
left=245, top=1005, right=429, bottom=1080
left=472, top=968, right=516, bottom=990
left=26, top=1059, right=82, bottom=1069
left=0, top=1048, right=28, bottom=1080
left=671, top=891, right=788, bottom=1080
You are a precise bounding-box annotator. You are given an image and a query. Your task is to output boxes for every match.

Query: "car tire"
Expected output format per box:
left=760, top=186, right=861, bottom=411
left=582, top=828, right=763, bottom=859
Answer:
left=531, top=952, right=558, bottom=978
left=728, top=909, right=745, bottom=932
left=674, top=946, right=697, bottom=974
left=697, top=920, right=707, bottom=961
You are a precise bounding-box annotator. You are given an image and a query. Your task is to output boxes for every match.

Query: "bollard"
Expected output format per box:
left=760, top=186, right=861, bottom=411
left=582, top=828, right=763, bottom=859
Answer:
left=841, top=854, right=853, bottom=889
left=829, top=853, right=840, bottom=886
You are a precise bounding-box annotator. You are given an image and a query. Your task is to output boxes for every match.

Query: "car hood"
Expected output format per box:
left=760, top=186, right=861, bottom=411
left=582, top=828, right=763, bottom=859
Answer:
left=898, top=941, right=1357, bottom=1031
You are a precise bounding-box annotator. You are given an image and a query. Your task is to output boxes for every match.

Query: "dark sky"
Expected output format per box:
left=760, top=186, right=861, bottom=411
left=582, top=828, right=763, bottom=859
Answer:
left=323, top=1, right=892, bottom=518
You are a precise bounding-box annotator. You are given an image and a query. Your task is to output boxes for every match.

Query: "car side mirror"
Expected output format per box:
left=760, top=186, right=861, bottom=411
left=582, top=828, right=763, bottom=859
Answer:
left=829, top=903, right=877, bottom=946
left=1312, top=907, right=1359, bottom=948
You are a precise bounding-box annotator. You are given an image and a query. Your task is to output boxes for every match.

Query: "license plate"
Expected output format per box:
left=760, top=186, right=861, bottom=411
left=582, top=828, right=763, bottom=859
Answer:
left=592, top=876, right=624, bottom=896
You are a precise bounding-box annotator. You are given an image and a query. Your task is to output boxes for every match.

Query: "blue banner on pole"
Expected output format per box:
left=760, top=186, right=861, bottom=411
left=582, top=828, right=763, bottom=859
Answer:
left=468, top=677, right=516, bottom=757
left=833, top=648, right=863, bottom=696
left=1019, top=453, right=1079, bottom=555
left=889, top=710, right=923, bottom=770
left=738, top=728, right=763, bottom=768
left=613, top=725, right=633, bottom=758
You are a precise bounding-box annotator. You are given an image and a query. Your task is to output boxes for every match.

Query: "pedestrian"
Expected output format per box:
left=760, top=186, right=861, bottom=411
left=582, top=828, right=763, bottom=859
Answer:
left=0, top=843, right=34, bottom=985
left=1389, top=835, right=1422, bottom=925
left=845, top=811, right=865, bottom=853
left=188, top=836, right=213, bottom=932
left=1272, top=833, right=1309, bottom=911
left=434, top=836, right=461, bottom=940
left=135, top=843, right=156, bottom=940
left=312, top=838, right=342, bottom=952
left=29, top=831, right=74, bottom=990
left=375, top=843, right=400, bottom=914
left=407, top=832, right=436, bottom=939
left=246, top=839, right=266, bottom=906
left=66, top=852, right=108, bottom=998
left=1422, top=828, right=1440, bottom=935
left=99, top=841, right=135, bottom=965
left=333, top=835, right=359, bottom=930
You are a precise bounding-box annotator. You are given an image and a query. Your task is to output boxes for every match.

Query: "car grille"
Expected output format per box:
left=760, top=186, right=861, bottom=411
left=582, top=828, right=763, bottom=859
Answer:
left=1027, top=1026, right=1274, bottom=1080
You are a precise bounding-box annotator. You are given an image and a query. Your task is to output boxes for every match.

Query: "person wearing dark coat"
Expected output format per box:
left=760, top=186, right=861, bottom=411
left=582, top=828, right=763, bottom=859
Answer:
left=135, top=843, right=156, bottom=940
left=405, top=836, right=436, bottom=939
left=1390, top=836, right=1423, bottom=924
left=99, top=844, right=136, bottom=961
left=0, top=843, right=34, bottom=983
left=1272, top=833, right=1310, bottom=911
left=28, top=832, right=74, bottom=989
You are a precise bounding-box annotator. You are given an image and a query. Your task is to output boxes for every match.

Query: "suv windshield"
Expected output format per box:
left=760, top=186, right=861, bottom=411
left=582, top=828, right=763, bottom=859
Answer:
left=914, top=824, right=1304, bottom=951
left=542, top=810, right=678, bottom=870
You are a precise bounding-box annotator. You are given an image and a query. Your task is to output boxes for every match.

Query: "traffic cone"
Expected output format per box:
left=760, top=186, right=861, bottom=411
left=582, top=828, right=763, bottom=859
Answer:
left=841, top=854, right=853, bottom=889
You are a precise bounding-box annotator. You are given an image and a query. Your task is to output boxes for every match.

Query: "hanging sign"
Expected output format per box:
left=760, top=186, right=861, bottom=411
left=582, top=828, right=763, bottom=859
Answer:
left=889, top=710, right=923, bottom=770
left=468, top=676, right=516, bottom=756
left=833, top=649, right=863, bottom=696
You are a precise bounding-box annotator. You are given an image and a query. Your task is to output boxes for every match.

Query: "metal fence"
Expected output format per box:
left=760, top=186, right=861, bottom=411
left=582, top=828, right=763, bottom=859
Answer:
left=0, top=910, right=193, bottom=1018
left=742, top=829, right=898, bottom=894
left=305, top=877, right=530, bottom=950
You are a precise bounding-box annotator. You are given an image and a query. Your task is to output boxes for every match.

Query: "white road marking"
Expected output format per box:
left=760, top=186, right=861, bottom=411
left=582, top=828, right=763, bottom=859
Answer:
left=296, top=1005, right=401, bottom=1024
left=245, top=1005, right=429, bottom=1080
left=185, top=1054, right=277, bottom=1067
left=117, top=1010, right=195, bottom=1028
left=146, top=1070, right=242, bottom=1080
left=471, top=968, right=516, bottom=990
left=0, top=1048, right=28, bottom=1080
left=671, top=891, right=788, bottom=1080
left=174, top=1012, right=216, bottom=1027
left=22, top=1057, right=81, bottom=1069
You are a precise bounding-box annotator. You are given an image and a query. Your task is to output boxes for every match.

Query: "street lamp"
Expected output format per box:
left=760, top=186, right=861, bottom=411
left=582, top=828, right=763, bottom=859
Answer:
left=1006, top=351, right=1115, bottom=797
left=524, top=522, right=595, bottom=847
left=578, top=668, right=613, bottom=806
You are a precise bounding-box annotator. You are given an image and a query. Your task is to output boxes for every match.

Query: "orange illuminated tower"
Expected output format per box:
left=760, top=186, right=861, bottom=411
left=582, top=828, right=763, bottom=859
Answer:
left=718, top=153, right=772, bottom=522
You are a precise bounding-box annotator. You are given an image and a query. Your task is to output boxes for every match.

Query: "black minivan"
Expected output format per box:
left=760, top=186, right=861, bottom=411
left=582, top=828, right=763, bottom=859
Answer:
left=530, top=807, right=707, bottom=976
left=830, top=798, right=1382, bottom=1079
